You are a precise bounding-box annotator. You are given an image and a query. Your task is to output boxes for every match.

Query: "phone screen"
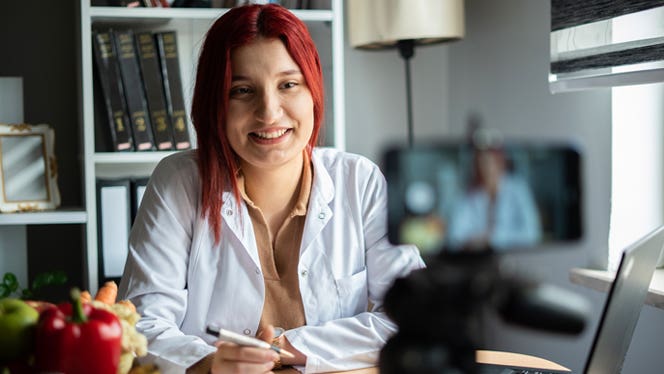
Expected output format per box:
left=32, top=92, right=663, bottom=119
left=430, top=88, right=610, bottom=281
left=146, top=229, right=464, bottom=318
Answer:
left=383, top=142, right=582, bottom=255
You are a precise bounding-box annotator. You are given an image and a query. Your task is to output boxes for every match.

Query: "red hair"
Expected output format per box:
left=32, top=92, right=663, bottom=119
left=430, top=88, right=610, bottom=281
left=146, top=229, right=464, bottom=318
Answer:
left=191, top=4, right=325, bottom=243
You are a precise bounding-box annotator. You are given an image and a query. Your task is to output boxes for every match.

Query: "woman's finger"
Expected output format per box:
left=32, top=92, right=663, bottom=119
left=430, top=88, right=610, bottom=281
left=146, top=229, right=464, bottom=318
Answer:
left=256, top=324, right=276, bottom=343
left=214, top=341, right=279, bottom=362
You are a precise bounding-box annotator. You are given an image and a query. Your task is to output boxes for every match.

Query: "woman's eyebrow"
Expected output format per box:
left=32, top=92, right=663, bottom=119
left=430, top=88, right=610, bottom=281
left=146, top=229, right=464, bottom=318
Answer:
left=278, top=69, right=302, bottom=76
left=231, top=69, right=302, bottom=82
left=231, top=74, right=250, bottom=82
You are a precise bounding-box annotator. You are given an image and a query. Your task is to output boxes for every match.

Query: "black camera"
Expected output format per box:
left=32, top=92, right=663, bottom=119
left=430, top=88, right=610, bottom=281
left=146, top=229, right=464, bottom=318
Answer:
left=379, top=139, right=586, bottom=373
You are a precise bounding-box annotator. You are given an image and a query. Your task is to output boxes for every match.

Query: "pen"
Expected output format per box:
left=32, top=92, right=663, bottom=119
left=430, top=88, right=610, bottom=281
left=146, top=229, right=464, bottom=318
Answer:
left=206, top=326, right=295, bottom=358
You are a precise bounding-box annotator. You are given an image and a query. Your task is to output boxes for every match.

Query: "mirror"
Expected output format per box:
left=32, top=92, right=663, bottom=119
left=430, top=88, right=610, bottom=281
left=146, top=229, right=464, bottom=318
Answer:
left=0, top=123, right=60, bottom=212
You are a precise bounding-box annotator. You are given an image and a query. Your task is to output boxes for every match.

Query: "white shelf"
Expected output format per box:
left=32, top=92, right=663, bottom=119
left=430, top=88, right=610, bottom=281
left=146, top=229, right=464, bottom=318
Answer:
left=94, top=151, right=177, bottom=164
left=0, top=209, right=87, bottom=225
left=90, top=6, right=333, bottom=22
left=569, top=267, right=664, bottom=310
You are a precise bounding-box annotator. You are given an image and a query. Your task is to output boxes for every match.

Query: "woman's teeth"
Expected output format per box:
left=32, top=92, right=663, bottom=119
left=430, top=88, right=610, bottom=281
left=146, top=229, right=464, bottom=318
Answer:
left=253, top=129, right=288, bottom=139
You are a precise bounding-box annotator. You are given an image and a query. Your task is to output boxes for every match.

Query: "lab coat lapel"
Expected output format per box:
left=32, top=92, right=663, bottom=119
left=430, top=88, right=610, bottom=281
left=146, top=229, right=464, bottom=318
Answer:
left=300, top=153, right=334, bottom=257
left=221, top=192, right=262, bottom=269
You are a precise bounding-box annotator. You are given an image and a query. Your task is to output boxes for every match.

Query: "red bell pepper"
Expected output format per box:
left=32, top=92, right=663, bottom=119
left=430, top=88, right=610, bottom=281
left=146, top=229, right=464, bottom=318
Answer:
left=35, top=288, right=122, bottom=374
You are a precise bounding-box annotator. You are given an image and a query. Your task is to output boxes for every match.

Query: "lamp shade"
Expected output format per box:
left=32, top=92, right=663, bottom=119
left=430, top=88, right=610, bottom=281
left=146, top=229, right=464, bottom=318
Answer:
left=348, top=0, right=465, bottom=49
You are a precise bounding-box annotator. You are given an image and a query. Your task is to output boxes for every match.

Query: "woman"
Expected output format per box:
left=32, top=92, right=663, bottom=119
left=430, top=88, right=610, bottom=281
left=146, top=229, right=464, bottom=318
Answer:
left=447, top=146, right=541, bottom=251
left=119, top=4, right=424, bottom=374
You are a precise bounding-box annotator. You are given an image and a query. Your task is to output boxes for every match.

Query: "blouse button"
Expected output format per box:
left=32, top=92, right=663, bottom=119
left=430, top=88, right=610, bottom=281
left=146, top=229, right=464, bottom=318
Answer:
left=318, top=212, right=325, bottom=219
left=225, top=209, right=233, bottom=216
left=243, top=329, right=251, bottom=335
left=255, top=268, right=260, bottom=275
left=300, top=270, right=308, bottom=277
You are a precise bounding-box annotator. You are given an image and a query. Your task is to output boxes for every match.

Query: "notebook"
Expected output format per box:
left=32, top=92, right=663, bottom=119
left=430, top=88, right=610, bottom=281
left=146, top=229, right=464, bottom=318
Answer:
left=479, top=225, right=664, bottom=374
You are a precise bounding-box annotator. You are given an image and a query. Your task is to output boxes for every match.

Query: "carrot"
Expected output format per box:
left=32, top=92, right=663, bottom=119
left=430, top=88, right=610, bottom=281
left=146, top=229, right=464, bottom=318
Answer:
left=80, top=290, right=93, bottom=304
left=95, top=281, right=118, bottom=304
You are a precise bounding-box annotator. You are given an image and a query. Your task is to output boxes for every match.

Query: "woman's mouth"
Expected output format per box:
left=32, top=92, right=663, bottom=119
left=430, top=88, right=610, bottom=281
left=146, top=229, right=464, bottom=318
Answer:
left=250, top=128, right=291, bottom=140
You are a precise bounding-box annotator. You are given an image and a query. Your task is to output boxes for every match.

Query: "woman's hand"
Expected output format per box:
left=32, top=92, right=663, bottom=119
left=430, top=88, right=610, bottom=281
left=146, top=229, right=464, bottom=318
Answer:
left=256, top=325, right=307, bottom=367
left=210, top=340, right=279, bottom=373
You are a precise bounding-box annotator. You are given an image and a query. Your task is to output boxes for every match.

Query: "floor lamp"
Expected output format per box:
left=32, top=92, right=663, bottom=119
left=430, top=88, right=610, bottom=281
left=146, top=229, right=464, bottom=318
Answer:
left=348, top=0, right=465, bottom=147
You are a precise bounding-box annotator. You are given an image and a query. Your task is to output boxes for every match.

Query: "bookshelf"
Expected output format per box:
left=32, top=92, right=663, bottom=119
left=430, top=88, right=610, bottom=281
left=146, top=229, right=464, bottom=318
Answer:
left=0, top=210, right=88, bottom=226
left=77, top=0, right=346, bottom=294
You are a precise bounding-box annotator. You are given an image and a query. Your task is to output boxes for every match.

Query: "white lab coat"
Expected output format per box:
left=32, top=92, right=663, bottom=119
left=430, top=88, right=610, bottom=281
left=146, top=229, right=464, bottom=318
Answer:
left=119, top=147, right=425, bottom=373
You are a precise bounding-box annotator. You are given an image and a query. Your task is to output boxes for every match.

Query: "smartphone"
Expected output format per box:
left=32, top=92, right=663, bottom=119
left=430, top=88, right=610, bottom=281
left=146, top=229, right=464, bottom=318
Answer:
left=383, top=141, right=582, bottom=256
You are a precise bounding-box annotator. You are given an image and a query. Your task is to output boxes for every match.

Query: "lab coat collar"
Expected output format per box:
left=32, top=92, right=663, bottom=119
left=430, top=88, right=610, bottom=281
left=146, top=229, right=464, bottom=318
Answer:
left=219, top=149, right=336, bottom=268
left=220, top=192, right=262, bottom=269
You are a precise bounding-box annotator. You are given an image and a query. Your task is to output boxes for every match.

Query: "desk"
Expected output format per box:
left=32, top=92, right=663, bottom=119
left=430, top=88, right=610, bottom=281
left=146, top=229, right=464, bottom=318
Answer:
left=275, top=368, right=376, bottom=374
left=274, top=350, right=570, bottom=373
left=477, top=350, right=570, bottom=371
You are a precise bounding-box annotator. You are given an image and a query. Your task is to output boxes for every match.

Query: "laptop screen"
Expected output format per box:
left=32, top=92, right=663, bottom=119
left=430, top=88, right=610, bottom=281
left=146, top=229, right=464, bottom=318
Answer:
left=584, top=226, right=664, bottom=374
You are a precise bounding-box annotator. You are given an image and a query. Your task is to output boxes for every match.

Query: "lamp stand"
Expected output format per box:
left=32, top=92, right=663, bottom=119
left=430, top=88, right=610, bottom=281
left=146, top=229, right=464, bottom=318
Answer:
left=397, top=39, right=415, bottom=148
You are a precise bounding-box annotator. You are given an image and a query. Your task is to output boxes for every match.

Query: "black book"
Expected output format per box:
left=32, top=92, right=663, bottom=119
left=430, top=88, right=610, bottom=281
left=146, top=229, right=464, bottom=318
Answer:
left=156, top=31, right=192, bottom=150
left=136, top=32, right=175, bottom=150
left=113, top=29, right=156, bottom=151
left=92, top=30, right=134, bottom=151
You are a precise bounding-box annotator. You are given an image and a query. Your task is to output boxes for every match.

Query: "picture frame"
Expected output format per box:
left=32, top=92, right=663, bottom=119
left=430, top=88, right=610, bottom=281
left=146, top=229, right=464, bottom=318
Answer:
left=0, top=123, right=60, bottom=212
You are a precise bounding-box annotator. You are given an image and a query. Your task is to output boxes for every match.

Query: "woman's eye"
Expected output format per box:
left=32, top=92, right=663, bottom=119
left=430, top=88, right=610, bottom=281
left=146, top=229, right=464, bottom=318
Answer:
left=230, top=87, right=252, bottom=97
left=281, top=81, right=298, bottom=89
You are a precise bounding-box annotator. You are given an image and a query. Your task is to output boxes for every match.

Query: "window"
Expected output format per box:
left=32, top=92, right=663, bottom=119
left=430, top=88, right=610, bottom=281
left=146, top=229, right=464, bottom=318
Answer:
left=607, top=7, right=664, bottom=270
left=609, top=82, right=664, bottom=270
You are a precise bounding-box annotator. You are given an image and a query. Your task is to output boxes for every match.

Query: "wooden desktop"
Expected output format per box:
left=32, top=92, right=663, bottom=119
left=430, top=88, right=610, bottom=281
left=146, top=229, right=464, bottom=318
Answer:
left=274, top=350, right=570, bottom=373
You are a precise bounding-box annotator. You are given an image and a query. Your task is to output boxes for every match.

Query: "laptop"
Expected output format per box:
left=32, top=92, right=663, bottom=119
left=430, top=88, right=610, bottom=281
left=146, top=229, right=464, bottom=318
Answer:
left=479, top=225, right=664, bottom=374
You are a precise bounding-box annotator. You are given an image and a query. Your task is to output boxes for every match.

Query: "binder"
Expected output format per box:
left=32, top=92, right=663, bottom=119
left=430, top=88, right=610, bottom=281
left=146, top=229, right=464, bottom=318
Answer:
left=113, top=29, right=156, bottom=151
left=96, top=178, right=132, bottom=286
left=130, top=177, right=150, bottom=222
left=136, top=31, right=175, bottom=150
left=92, top=30, right=134, bottom=151
left=156, top=31, right=191, bottom=150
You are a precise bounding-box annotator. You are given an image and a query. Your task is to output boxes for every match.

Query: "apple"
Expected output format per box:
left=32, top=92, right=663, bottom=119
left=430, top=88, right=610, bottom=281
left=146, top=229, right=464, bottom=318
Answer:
left=0, top=298, right=39, bottom=363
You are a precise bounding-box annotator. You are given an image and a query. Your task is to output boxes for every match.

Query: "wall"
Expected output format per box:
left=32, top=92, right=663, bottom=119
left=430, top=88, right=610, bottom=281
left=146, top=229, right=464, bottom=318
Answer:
left=343, top=26, right=452, bottom=163
left=344, top=0, right=664, bottom=372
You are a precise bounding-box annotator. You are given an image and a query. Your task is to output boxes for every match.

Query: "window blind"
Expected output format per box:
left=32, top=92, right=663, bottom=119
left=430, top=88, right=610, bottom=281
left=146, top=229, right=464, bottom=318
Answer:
left=550, top=0, right=664, bottom=92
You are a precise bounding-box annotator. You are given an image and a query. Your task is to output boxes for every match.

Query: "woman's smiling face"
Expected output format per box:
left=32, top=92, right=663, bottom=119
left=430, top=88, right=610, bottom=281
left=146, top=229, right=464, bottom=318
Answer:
left=226, top=37, right=314, bottom=172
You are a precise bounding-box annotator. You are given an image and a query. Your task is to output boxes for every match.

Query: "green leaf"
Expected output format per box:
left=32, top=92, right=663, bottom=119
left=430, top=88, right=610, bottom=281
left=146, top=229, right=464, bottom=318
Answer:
left=51, top=271, right=68, bottom=285
left=2, top=272, right=18, bottom=293
left=31, top=271, right=68, bottom=290
left=0, top=284, right=10, bottom=298
left=20, top=289, right=32, bottom=299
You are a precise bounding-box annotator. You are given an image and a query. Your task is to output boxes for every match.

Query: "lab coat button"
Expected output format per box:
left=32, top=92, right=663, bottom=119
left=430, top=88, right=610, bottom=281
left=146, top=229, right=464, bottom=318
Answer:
left=225, top=209, right=233, bottom=216
left=300, top=270, right=308, bottom=277
left=243, top=329, right=251, bottom=335
left=318, top=212, right=325, bottom=219
left=255, top=268, right=260, bottom=275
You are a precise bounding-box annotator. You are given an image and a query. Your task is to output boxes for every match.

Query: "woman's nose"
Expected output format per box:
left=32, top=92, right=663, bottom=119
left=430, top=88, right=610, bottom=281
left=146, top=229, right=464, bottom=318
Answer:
left=255, top=91, right=283, bottom=124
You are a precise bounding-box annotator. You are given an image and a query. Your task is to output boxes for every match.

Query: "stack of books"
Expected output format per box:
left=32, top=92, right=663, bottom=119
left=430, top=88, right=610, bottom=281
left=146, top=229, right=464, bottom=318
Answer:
left=92, top=29, right=191, bottom=152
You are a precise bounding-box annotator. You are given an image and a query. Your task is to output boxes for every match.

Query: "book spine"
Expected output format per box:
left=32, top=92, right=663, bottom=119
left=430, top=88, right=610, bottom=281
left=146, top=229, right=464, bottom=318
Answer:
left=113, top=29, right=156, bottom=151
left=92, top=31, right=134, bottom=151
left=136, top=32, right=175, bottom=150
left=156, top=31, right=191, bottom=150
